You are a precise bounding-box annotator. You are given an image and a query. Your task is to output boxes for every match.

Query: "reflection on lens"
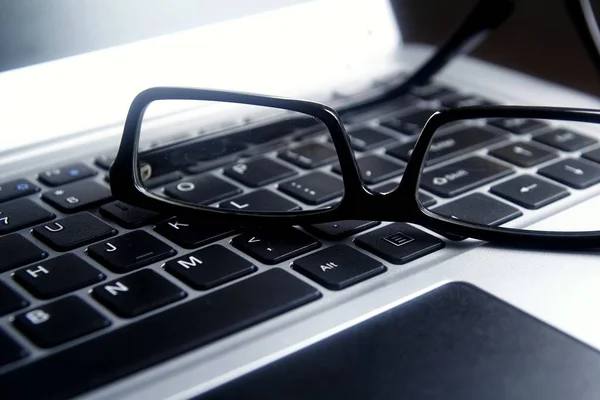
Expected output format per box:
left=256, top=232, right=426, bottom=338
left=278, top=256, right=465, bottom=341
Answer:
left=416, top=116, right=600, bottom=234
left=136, top=100, right=344, bottom=214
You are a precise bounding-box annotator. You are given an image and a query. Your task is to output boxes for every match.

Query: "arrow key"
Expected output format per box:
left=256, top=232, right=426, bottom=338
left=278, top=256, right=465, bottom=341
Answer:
left=232, top=228, right=320, bottom=265
left=538, top=158, right=600, bottom=189
left=490, top=175, right=569, bottom=209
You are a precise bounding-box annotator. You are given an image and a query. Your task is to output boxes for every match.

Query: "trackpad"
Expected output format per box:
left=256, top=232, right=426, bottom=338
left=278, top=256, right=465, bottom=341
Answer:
left=201, top=282, right=600, bottom=399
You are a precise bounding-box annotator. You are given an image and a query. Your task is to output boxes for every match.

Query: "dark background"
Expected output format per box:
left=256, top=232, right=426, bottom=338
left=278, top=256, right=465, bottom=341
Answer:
left=397, top=0, right=600, bottom=96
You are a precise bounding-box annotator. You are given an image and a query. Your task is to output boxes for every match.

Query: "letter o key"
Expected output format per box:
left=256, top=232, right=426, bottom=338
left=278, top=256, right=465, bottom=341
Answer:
left=176, top=182, right=195, bottom=192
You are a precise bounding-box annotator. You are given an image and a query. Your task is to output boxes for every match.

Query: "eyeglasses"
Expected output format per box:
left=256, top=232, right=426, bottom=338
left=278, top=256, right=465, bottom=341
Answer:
left=110, top=0, right=600, bottom=250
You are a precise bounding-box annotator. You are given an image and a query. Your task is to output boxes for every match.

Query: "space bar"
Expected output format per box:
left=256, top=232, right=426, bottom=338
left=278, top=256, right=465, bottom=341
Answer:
left=0, top=269, right=321, bottom=400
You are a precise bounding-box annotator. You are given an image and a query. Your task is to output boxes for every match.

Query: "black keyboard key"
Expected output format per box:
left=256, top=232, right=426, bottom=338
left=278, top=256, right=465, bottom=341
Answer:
left=279, top=142, right=338, bottom=169
left=0, top=269, right=320, bottom=399
left=420, top=157, right=514, bottom=198
left=294, top=244, right=385, bottom=290
left=355, top=223, right=445, bottom=264
left=441, top=94, right=495, bottom=108
left=379, top=109, right=435, bottom=136
left=32, top=212, right=118, bottom=251
left=219, top=189, right=300, bottom=212
left=387, top=126, right=502, bottom=165
left=165, top=245, right=256, bottom=290
left=0, top=234, right=47, bottom=273
left=94, top=155, right=114, bottom=170
left=490, top=175, right=569, bottom=209
left=306, top=220, right=380, bottom=240
left=164, top=175, right=242, bottom=205
left=489, top=142, right=557, bottom=167
left=538, top=158, right=600, bottom=189
left=42, top=181, right=112, bottom=212
left=0, top=199, right=54, bottom=234
left=38, top=163, right=97, bottom=186
left=92, top=269, right=186, bottom=318
left=347, top=128, right=395, bottom=151
left=488, top=118, right=547, bottom=134
left=88, top=231, right=175, bottom=273
left=232, top=228, right=320, bottom=265
left=0, top=179, right=39, bottom=203
left=534, top=129, right=596, bottom=151
left=14, top=296, right=109, bottom=348
left=100, top=201, right=163, bottom=229
left=332, top=155, right=405, bottom=185
left=155, top=218, right=236, bottom=249
left=582, top=147, right=600, bottom=164
left=145, top=171, right=184, bottom=189
left=432, top=193, right=522, bottom=226
left=279, top=172, right=344, bottom=205
left=412, top=85, right=456, bottom=100
left=14, top=254, right=105, bottom=299
left=0, top=281, right=28, bottom=316
left=0, top=330, right=27, bottom=367
left=224, top=158, right=296, bottom=187
left=375, top=182, right=437, bottom=207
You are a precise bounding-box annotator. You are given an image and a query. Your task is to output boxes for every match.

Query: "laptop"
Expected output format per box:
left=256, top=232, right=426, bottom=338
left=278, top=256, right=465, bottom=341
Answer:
left=2, top=0, right=600, bottom=398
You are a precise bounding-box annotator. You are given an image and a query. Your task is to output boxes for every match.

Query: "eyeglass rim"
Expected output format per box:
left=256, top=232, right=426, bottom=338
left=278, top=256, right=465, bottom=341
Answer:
left=111, top=87, right=600, bottom=249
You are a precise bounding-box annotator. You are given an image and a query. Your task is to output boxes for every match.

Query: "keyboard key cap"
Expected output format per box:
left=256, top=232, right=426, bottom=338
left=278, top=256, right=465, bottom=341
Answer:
left=42, top=181, right=112, bottom=212
left=0, top=199, right=54, bottom=234
left=355, top=223, right=445, bottom=264
left=14, top=296, right=109, bottom=348
left=144, top=171, right=184, bottom=189
left=293, top=245, right=385, bottom=290
left=441, top=94, right=495, bottom=108
left=38, top=163, right=97, bottom=186
left=0, top=330, right=27, bottom=367
left=154, top=218, right=236, bottom=249
left=279, top=172, right=343, bottom=205
left=432, top=193, right=522, bottom=226
left=232, top=228, right=320, bottom=265
left=332, top=155, right=405, bottom=185
left=88, top=231, right=175, bottom=273
left=0, top=179, right=39, bottom=203
left=379, top=109, right=435, bottom=136
left=0, top=234, right=47, bottom=273
left=279, top=142, right=338, bottom=169
left=533, top=129, right=596, bottom=151
left=165, top=245, right=256, bottom=290
left=488, top=118, right=547, bottom=134
left=306, top=220, right=380, bottom=240
left=100, top=201, right=163, bottom=229
left=387, top=126, right=503, bottom=165
left=13, top=254, right=105, bottom=299
left=0, top=269, right=320, bottom=399
left=164, top=175, right=242, bottom=205
left=488, top=142, right=557, bottom=167
left=582, top=147, right=600, bottom=164
left=219, top=189, right=300, bottom=212
left=0, top=281, right=28, bottom=316
left=32, top=212, right=118, bottom=251
left=490, top=175, right=569, bottom=209
left=538, top=158, right=600, bottom=189
left=92, top=269, right=186, bottom=318
left=224, top=158, right=296, bottom=187
left=421, top=157, right=514, bottom=198
left=347, top=127, right=395, bottom=151
left=375, top=182, right=437, bottom=207
left=94, top=155, right=114, bottom=170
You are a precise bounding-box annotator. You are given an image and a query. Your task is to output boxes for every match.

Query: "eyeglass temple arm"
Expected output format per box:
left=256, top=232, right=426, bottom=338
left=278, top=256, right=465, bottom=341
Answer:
left=341, top=0, right=514, bottom=112
left=565, top=0, right=600, bottom=77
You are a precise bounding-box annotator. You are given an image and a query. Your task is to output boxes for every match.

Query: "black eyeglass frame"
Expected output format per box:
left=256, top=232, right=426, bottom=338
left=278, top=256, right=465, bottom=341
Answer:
left=111, top=87, right=600, bottom=249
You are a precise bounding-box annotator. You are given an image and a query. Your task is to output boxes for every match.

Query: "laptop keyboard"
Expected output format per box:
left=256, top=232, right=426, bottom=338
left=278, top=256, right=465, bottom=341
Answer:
left=1, top=82, right=600, bottom=398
